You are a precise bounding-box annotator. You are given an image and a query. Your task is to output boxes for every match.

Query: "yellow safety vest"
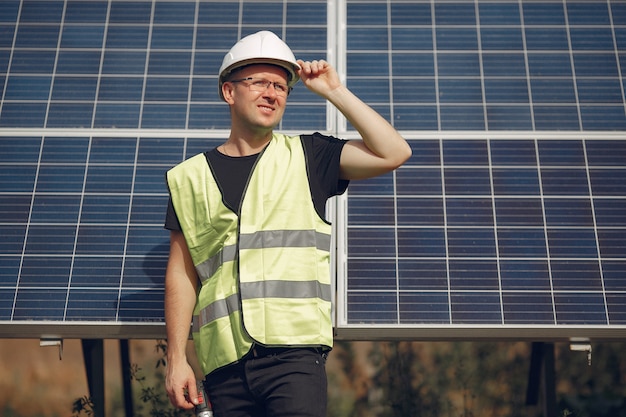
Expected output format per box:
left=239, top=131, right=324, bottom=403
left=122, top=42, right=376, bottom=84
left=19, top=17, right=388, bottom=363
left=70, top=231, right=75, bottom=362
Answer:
left=166, top=133, right=333, bottom=376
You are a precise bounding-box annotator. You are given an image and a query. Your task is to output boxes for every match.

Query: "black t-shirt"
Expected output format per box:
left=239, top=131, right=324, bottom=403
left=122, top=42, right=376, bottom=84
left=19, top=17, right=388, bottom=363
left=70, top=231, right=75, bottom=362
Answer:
left=164, top=132, right=349, bottom=231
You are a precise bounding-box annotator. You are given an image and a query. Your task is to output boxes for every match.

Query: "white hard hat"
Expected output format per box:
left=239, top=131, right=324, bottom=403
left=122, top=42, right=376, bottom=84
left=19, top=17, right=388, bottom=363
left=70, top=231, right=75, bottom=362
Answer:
left=218, top=31, right=300, bottom=100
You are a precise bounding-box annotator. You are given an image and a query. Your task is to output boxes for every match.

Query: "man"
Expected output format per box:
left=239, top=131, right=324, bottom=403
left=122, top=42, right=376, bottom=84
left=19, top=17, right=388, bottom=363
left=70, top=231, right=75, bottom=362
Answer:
left=164, top=31, right=411, bottom=417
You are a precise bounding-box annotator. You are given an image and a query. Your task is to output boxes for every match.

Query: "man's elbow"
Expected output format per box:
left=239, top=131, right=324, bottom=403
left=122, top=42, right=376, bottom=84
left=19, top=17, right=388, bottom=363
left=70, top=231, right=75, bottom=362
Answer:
left=376, top=141, right=412, bottom=174
left=390, top=141, right=412, bottom=169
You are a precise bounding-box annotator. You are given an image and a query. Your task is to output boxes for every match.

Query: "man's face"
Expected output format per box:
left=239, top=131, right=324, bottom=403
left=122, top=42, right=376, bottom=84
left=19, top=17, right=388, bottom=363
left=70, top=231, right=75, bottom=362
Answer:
left=223, top=64, right=291, bottom=133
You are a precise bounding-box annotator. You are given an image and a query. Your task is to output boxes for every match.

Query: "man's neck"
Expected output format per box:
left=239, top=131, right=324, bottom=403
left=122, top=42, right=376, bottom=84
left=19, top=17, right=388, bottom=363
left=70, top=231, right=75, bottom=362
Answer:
left=222, top=131, right=273, bottom=157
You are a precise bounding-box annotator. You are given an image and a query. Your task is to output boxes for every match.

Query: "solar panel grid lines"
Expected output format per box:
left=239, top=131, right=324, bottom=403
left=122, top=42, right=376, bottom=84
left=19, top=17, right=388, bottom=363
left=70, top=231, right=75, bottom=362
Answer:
left=0, top=0, right=330, bottom=131
left=340, top=133, right=626, bottom=336
left=2, top=0, right=626, bottom=131
left=344, top=0, right=626, bottom=131
left=0, top=134, right=174, bottom=330
left=0, top=130, right=228, bottom=338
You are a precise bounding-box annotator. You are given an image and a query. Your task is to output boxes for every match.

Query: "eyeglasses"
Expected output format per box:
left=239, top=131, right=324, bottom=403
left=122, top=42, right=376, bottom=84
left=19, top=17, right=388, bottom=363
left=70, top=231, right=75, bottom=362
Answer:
left=230, top=77, right=292, bottom=97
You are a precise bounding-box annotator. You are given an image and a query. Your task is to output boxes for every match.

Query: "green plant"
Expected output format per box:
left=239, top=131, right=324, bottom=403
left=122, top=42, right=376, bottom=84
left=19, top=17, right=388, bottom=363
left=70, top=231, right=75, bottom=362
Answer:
left=129, top=339, right=192, bottom=417
left=72, top=340, right=192, bottom=417
left=71, top=396, right=94, bottom=417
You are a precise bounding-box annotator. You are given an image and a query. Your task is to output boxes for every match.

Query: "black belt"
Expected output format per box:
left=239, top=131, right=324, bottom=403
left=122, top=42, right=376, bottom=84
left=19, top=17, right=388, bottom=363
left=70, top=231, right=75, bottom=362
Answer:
left=249, top=345, right=327, bottom=358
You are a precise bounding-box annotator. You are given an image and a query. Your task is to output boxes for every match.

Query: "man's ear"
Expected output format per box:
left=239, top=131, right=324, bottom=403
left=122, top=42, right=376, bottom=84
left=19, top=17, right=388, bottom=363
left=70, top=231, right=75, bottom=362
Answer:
left=222, top=82, right=235, bottom=104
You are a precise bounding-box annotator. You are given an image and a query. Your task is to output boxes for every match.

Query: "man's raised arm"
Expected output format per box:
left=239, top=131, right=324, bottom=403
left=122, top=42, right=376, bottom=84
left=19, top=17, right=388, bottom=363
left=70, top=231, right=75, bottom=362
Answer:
left=297, top=59, right=412, bottom=180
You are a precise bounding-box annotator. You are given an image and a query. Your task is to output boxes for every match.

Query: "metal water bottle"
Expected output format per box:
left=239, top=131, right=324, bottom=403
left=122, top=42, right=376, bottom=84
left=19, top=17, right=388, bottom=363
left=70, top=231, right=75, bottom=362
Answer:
left=195, top=380, right=213, bottom=417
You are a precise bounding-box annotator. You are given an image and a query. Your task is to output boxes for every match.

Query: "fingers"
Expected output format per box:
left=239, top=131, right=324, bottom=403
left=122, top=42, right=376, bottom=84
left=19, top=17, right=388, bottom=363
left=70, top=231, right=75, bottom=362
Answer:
left=296, top=59, right=342, bottom=95
left=166, top=373, right=198, bottom=410
left=297, top=59, right=330, bottom=76
left=187, top=380, right=200, bottom=407
left=167, top=385, right=194, bottom=410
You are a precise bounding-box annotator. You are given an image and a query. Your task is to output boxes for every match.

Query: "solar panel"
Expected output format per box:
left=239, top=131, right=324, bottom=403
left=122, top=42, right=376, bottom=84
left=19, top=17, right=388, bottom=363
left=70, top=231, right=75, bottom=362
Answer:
left=1, top=0, right=625, bottom=340
left=336, top=134, right=626, bottom=339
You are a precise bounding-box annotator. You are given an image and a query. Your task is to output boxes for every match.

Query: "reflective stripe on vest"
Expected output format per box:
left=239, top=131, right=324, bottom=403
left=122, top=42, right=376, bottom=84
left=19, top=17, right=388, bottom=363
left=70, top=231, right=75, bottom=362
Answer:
left=240, top=229, right=331, bottom=251
left=195, top=244, right=237, bottom=284
left=192, top=293, right=239, bottom=333
left=193, top=280, right=331, bottom=330
left=241, top=280, right=331, bottom=301
left=195, top=230, right=331, bottom=282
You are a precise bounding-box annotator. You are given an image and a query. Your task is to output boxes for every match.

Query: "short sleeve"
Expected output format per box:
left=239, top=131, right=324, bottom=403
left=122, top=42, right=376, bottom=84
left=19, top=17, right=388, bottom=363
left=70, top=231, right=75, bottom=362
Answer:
left=302, top=132, right=349, bottom=216
left=164, top=197, right=182, bottom=231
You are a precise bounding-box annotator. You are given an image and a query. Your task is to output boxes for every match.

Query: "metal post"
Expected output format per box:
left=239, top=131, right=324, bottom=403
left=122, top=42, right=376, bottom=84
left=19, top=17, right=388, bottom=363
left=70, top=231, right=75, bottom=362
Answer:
left=525, top=342, right=557, bottom=417
left=120, top=339, right=134, bottom=417
left=82, top=339, right=105, bottom=417
left=526, top=341, right=543, bottom=406
left=542, top=343, right=557, bottom=417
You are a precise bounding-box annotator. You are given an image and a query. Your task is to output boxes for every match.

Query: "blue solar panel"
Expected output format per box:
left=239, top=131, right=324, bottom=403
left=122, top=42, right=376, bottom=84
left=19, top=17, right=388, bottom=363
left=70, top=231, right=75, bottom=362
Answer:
left=1, top=0, right=625, bottom=339
left=339, top=136, right=626, bottom=337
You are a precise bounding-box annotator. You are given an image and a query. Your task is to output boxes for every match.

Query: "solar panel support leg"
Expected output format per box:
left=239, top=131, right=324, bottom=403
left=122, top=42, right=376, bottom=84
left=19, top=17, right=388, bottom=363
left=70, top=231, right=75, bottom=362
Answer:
left=120, top=339, right=134, bottom=417
left=82, top=339, right=105, bottom=417
left=525, top=342, right=556, bottom=417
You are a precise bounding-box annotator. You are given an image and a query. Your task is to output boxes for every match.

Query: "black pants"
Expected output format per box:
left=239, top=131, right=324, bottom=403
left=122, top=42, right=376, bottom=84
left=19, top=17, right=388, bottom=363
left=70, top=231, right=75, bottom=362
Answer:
left=204, top=347, right=328, bottom=417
